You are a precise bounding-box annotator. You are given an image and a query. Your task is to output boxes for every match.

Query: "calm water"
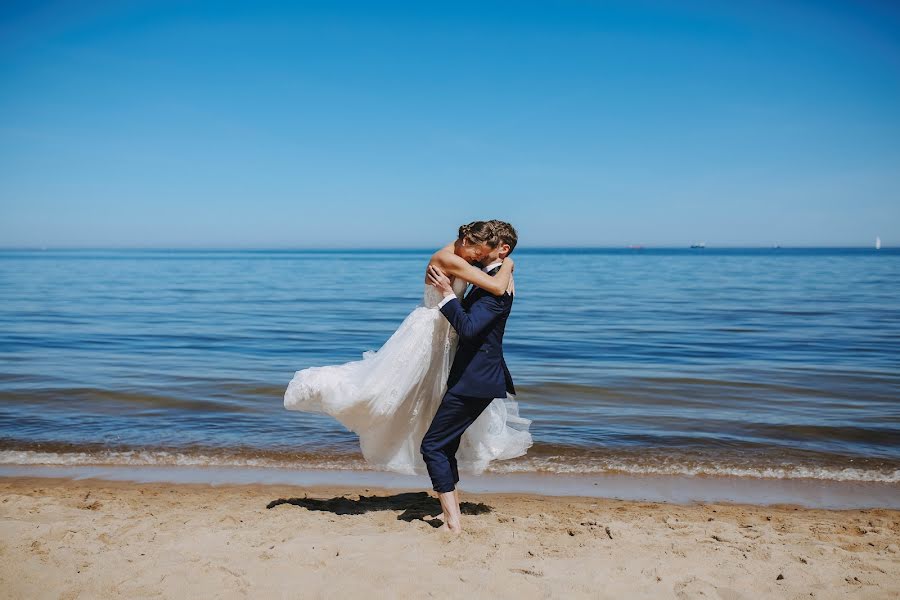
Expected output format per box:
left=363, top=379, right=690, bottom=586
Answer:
left=1, top=248, right=898, bottom=482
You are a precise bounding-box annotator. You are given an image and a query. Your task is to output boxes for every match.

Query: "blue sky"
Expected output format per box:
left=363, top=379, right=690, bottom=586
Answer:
left=1, top=0, right=898, bottom=248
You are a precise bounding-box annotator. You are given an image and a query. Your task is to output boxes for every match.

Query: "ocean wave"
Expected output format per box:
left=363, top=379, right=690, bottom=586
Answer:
left=486, top=457, right=900, bottom=483
left=0, top=450, right=369, bottom=472
left=2, top=449, right=898, bottom=483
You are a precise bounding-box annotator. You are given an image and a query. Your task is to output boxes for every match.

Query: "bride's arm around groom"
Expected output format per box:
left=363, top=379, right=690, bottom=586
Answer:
left=427, top=243, right=513, bottom=297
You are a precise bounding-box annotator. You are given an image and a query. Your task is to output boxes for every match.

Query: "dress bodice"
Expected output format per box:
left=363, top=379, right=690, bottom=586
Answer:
left=423, top=276, right=468, bottom=309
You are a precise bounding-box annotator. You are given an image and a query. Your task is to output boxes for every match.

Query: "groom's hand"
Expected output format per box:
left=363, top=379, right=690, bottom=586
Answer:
left=426, top=265, right=454, bottom=297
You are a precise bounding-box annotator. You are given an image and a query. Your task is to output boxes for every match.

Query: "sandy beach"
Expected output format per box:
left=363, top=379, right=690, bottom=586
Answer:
left=1, top=476, right=898, bottom=599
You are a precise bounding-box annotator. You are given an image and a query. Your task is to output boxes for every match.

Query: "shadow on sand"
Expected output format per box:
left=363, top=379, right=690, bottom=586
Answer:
left=266, top=491, right=492, bottom=528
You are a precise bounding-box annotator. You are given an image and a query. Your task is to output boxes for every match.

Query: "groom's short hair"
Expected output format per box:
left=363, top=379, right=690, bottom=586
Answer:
left=489, top=220, right=518, bottom=255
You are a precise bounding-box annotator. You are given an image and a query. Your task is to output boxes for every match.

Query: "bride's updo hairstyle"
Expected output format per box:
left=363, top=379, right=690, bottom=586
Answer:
left=458, top=220, right=500, bottom=248
left=487, top=220, right=518, bottom=255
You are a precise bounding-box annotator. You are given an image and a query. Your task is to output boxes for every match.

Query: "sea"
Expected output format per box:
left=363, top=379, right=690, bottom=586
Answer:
left=1, top=248, right=898, bottom=503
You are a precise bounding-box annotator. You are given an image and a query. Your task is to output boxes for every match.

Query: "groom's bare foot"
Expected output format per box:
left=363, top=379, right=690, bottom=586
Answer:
left=438, top=520, right=462, bottom=534
left=425, top=490, right=455, bottom=522
left=435, top=490, right=462, bottom=534
left=424, top=490, right=459, bottom=521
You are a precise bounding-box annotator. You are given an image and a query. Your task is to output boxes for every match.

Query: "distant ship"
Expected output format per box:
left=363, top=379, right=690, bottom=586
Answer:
left=876, top=236, right=881, bottom=250
left=690, top=242, right=706, bottom=249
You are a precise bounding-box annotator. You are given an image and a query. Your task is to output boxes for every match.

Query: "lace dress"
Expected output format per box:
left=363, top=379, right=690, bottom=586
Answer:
left=283, top=277, right=532, bottom=475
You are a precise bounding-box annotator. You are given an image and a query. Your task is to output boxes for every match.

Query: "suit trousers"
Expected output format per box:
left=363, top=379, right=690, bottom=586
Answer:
left=420, top=390, right=495, bottom=493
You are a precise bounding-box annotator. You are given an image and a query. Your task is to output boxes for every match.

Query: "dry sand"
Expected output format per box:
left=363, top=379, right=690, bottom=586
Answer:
left=1, top=476, right=898, bottom=599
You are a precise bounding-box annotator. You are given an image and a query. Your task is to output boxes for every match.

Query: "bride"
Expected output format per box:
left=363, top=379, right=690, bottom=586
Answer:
left=283, top=220, right=532, bottom=476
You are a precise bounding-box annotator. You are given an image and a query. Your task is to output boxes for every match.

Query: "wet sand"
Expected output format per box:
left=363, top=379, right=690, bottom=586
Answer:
left=1, top=476, right=898, bottom=599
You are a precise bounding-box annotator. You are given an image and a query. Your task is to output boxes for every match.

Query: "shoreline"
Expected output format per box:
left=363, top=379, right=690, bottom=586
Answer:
left=2, top=475, right=898, bottom=598
left=2, top=463, right=900, bottom=510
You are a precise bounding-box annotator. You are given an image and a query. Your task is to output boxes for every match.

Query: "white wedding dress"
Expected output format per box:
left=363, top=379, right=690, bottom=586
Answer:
left=284, top=276, right=533, bottom=476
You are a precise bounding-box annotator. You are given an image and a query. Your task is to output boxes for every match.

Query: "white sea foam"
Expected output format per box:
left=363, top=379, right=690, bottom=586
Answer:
left=485, top=458, right=900, bottom=483
left=0, top=450, right=369, bottom=472
left=2, top=450, right=898, bottom=483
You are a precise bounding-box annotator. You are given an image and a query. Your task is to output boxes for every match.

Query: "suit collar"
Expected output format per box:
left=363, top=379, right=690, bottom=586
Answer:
left=481, top=259, right=503, bottom=273
left=463, top=259, right=505, bottom=302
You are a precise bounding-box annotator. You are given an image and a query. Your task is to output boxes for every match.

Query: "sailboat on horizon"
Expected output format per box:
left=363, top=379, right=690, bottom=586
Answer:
left=876, top=236, right=881, bottom=250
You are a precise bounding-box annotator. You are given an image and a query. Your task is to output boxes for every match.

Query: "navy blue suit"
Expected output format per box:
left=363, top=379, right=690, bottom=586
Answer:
left=420, top=266, right=515, bottom=493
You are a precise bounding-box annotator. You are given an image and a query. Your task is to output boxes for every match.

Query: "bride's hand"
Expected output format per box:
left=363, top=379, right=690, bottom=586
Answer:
left=426, top=265, right=454, bottom=296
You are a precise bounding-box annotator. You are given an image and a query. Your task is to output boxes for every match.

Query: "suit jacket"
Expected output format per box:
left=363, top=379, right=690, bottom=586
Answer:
left=438, top=268, right=516, bottom=399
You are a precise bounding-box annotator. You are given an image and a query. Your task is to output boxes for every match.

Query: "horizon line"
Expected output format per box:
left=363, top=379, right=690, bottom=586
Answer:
left=0, top=245, right=890, bottom=251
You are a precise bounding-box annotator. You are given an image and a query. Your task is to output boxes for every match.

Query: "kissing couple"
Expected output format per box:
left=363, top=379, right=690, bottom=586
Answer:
left=284, top=219, right=532, bottom=533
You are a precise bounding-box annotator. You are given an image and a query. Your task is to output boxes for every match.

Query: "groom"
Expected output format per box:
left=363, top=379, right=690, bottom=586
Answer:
left=421, top=220, right=517, bottom=534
